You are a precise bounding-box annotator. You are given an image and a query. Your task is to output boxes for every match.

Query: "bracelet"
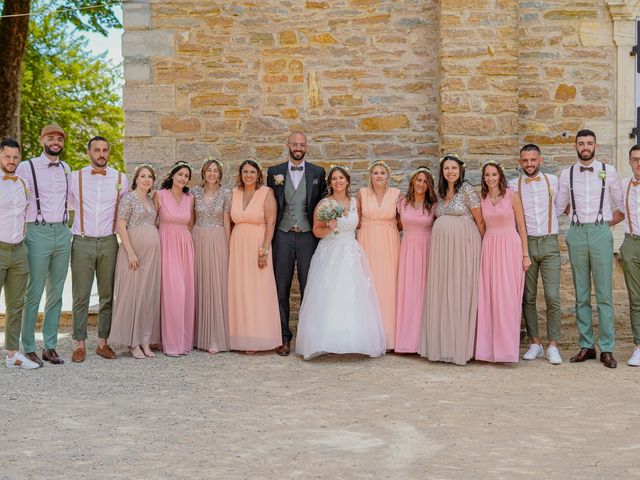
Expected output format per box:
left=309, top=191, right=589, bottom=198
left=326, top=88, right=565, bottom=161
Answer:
left=258, top=247, right=269, bottom=257
left=523, top=255, right=530, bottom=258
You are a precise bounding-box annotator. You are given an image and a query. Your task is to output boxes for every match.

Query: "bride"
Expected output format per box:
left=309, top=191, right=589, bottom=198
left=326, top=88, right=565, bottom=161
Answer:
left=295, top=165, right=386, bottom=360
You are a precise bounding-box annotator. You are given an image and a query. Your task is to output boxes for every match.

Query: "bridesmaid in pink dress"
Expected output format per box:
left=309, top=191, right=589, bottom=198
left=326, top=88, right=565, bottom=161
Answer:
left=395, top=167, right=437, bottom=353
left=475, top=161, right=530, bottom=363
left=154, top=161, right=196, bottom=357
left=357, top=161, right=401, bottom=350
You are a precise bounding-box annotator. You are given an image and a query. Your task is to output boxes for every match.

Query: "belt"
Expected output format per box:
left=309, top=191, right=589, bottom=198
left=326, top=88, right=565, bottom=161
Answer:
left=570, top=222, right=608, bottom=227
left=0, top=240, right=25, bottom=249
left=527, top=234, right=558, bottom=240
left=288, top=227, right=303, bottom=233
left=625, top=233, right=640, bottom=241
left=73, top=234, right=117, bottom=241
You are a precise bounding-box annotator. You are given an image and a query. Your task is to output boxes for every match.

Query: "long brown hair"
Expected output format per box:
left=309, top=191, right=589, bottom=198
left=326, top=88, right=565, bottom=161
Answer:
left=480, top=161, right=508, bottom=198
left=403, top=168, right=437, bottom=213
left=437, top=154, right=465, bottom=199
left=326, top=165, right=351, bottom=198
left=236, top=159, right=263, bottom=189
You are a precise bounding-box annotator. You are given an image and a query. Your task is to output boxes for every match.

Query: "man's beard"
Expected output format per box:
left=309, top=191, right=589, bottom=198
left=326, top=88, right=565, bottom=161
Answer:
left=289, top=148, right=305, bottom=161
left=578, top=149, right=595, bottom=161
left=44, top=145, right=63, bottom=157
left=524, top=166, right=540, bottom=177
left=92, top=157, right=108, bottom=168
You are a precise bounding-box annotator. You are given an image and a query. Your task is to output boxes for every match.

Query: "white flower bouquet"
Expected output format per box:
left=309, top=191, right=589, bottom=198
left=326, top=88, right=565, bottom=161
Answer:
left=317, top=199, right=345, bottom=235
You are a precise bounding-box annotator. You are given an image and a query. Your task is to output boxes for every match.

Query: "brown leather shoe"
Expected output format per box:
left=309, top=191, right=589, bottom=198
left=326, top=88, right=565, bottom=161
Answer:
left=24, top=351, right=44, bottom=367
left=600, top=352, right=618, bottom=369
left=72, top=347, right=86, bottom=363
left=42, top=349, right=64, bottom=365
left=569, top=347, right=596, bottom=363
left=276, top=339, right=291, bottom=356
left=96, top=344, right=117, bottom=359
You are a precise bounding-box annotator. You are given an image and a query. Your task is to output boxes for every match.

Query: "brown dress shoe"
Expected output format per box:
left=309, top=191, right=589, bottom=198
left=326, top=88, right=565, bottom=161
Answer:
left=42, top=349, right=64, bottom=365
left=276, top=339, right=291, bottom=356
left=72, top=347, right=86, bottom=363
left=569, top=347, right=596, bottom=363
left=24, top=352, right=44, bottom=367
left=96, top=344, right=117, bottom=359
left=600, top=352, right=617, bottom=368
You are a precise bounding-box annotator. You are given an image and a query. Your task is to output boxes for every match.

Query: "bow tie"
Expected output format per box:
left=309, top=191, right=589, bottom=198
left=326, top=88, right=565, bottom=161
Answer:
left=632, top=180, right=640, bottom=187
left=525, top=176, right=541, bottom=184
left=91, top=169, right=106, bottom=176
left=48, top=162, right=60, bottom=168
left=3, top=174, right=17, bottom=182
left=290, top=166, right=303, bottom=172
left=580, top=166, right=594, bottom=173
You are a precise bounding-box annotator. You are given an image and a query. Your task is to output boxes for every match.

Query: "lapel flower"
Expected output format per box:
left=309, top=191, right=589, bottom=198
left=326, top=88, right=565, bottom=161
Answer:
left=598, top=169, right=607, bottom=181
left=116, top=183, right=123, bottom=191
left=274, top=174, right=285, bottom=186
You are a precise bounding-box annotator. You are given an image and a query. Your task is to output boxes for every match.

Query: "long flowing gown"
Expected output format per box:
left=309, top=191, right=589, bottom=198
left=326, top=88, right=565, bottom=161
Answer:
left=296, top=197, right=386, bottom=360
left=157, top=188, right=195, bottom=356
left=475, top=188, right=525, bottom=363
left=228, top=186, right=281, bottom=351
left=357, top=187, right=401, bottom=350
left=395, top=198, right=435, bottom=353
left=419, top=182, right=482, bottom=365
left=109, top=192, right=161, bottom=347
left=192, top=186, right=232, bottom=352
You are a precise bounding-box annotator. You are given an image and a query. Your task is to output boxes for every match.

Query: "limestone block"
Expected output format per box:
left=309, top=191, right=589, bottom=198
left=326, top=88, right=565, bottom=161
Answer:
left=579, top=20, right=613, bottom=47
left=124, top=137, right=176, bottom=167
left=124, top=59, right=151, bottom=82
left=328, top=95, right=363, bottom=107
left=123, top=3, right=151, bottom=29
left=159, top=116, right=202, bottom=135
left=562, top=105, right=608, bottom=118
left=307, top=72, right=323, bottom=108
left=441, top=116, right=495, bottom=135
left=324, top=143, right=369, bottom=159
left=555, top=84, right=577, bottom=101
left=279, top=31, right=297, bottom=45
left=467, top=137, right=519, bottom=154
left=123, top=30, right=175, bottom=58
left=255, top=145, right=284, bottom=160
left=359, top=115, right=410, bottom=131
left=190, top=94, right=239, bottom=109
left=123, top=85, right=175, bottom=112
left=176, top=142, right=220, bottom=165
left=125, top=112, right=153, bottom=137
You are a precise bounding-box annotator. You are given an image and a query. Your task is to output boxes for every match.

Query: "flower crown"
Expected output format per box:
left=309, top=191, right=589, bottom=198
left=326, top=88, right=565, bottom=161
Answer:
left=326, top=164, right=350, bottom=181
left=134, top=163, right=156, bottom=176
left=242, top=158, right=263, bottom=171
left=368, top=159, right=391, bottom=174
left=439, top=153, right=465, bottom=168
left=171, top=160, right=192, bottom=171
left=482, top=160, right=505, bottom=172
left=411, top=166, right=433, bottom=179
left=203, top=156, right=223, bottom=172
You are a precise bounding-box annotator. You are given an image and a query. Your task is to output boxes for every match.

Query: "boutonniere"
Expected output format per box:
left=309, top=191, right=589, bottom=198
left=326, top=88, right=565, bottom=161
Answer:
left=274, top=174, right=285, bottom=186
left=116, top=183, right=123, bottom=191
left=598, top=170, right=607, bottom=181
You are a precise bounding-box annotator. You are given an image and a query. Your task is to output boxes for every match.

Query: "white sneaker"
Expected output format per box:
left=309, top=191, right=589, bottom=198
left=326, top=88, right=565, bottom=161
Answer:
left=5, top=351, right=40, bottom=369
left=627, top=347, right=640, bottom=367
left=546, top=346, right=562, bottom=365
left=523, top=343, right=544, bottom=360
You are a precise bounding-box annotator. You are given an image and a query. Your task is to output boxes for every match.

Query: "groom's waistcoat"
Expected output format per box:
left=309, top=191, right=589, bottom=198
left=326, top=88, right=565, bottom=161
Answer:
left=278, top=174, right=310, bottom=233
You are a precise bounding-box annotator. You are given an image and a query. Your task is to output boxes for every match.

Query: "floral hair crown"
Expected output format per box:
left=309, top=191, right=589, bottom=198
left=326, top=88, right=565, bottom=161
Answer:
left=439, top=153, right=465, bottom=167
left=368, top=160, right=391, bottom=174
left=134, top=163, right=156, bottom=176
left=411, top=166, right=433, bottom=178
left=326, top=164, right=350, bottom=181
left=203, top=156, right=223, bottom=171
left=171, top=160, right=192, bottom=171
left=242, top=158, right=263, bottom=171
left=482, top=160, right=505, bottom=172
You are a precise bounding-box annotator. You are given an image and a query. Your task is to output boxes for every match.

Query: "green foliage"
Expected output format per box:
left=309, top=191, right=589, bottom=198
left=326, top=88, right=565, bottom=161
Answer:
left=18, top=3, right=124, bottom=171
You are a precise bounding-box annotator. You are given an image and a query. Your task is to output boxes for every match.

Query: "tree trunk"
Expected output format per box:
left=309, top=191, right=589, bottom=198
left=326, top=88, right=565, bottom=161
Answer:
left=0, top=0, right=31, bottom=140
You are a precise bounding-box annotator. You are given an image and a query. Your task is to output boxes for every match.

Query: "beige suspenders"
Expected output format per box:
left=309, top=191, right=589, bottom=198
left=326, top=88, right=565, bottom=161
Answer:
left=113, top=171, right=122, bottom=234
left=627, top=179, right=634, bottom=235
left=78, top=169, right=85, bottom=236
left=518, top=174, right=553, bottom=235
left=78, top=169, right=122, bottom=237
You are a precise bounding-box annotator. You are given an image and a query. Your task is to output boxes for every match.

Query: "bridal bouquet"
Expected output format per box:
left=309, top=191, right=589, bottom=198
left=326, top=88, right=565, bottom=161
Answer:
left=317, top=199, right=345, bottom=235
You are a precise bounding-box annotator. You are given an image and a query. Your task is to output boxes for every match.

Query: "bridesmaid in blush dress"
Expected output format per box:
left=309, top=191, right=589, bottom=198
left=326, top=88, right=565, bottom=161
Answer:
left=192, top=158, right=232, bottom=354
left=228, top=159, right=280, bottom=352
left=154, top=161, right=196, bottom=357
left=475, top=161, right=530, bottom=363
left=357, top=160, right=401, bottom=350
left=395, top=167, right=437, bottom=353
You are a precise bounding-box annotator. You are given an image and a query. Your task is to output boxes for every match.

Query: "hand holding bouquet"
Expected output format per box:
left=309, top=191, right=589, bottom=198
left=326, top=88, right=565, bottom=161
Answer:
left=317, top=199, right=345, bottom=235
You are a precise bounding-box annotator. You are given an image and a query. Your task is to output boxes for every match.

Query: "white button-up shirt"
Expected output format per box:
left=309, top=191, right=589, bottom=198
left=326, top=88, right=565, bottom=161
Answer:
left=288, top=160, right=305, bottom=189
left=0, top=171, right=28, bottom=243
left=622, top=176, right=640, bottom=235
left=509, top=173, right=559, bottom=236
left=16, top=153, right=72, bottom=223
left=70, top=166, right=129, bottom=237
left=556, top=160, right=624, bottom=224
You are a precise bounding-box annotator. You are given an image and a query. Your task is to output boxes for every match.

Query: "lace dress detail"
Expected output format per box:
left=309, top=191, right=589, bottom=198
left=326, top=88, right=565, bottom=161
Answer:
left=118, top=192, right=157, bottom=229
left=192, top=186, right=231, bottom=228
left=435, top=182, right=480, bottom=218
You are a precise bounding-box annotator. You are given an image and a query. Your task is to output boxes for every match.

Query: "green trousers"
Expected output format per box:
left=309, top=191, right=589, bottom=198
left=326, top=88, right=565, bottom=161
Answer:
left=565, top=223, right=615, bottom=352
left=21, top=222, right=72, bottom=352
left=0, top=241, right=29, bottom=351
left=71, top=235, right=118, bottom=340
left=619, top=235, right=640, bottom=345
left=523, top=235, right=561, bottom=342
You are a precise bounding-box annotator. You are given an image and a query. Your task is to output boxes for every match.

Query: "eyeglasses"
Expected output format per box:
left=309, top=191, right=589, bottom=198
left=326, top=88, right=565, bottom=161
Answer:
left=289, top=143, right=307, bottom=148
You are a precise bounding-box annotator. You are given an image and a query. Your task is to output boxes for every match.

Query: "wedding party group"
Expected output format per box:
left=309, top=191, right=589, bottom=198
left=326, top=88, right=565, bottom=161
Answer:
left=2, top=125, right=640, bottom=371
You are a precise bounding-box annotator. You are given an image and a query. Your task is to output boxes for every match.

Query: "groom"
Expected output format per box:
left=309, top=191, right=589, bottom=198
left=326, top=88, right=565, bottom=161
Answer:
left=267, top=131, right=327, bottom=356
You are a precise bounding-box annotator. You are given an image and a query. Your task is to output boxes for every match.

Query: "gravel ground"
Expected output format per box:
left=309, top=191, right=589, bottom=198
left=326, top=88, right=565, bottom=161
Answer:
left=1, top=321, right=639, bottom=480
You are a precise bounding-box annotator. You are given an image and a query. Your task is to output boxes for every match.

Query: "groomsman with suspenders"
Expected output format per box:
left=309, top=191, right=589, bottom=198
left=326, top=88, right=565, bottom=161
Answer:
left=0, top=139, right=40, bottom=369
left=17, top=124, right=72, bottom=366
left=69, top=136, right=128, bottom=363
left=619, top=144, right=640, bottom=366
left=510, top=144, right=563, bottom=364
left=557, top=129, right=625, bottom=368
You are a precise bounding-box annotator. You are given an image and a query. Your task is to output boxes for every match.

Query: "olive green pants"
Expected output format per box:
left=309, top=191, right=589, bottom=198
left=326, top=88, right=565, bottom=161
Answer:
left=0, top=241, right=29, bottom=351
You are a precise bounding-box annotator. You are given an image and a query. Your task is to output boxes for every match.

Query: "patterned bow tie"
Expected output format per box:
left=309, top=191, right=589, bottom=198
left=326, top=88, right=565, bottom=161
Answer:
left=291, top=166, right=303, bottom=172
left=48, top=162, right=60, bottom=168
left=91, top=169, right=106, bottom=176
left=580, top=166, right=594, bottom=173
left=2, top=174, right=17, bottom=182
left=633, top=180, right=640, bottom=187
left=525, top=176, right=541, bottom=184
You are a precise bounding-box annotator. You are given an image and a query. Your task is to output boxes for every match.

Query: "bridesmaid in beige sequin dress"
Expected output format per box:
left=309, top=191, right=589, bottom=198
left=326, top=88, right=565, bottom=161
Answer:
left=192, top=159, right=232, bottom=354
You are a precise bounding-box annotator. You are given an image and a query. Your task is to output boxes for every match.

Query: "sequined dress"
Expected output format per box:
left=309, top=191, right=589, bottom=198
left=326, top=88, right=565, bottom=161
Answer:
left=418, top=182, right=482, bottom=365
left=109, top=192, right=161, bottom=347
left=295, top=197, right=386, bottom=360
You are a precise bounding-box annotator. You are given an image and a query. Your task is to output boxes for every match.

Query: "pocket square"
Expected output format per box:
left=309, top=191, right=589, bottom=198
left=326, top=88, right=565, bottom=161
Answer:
left=312, top=178, right=318, bottom=185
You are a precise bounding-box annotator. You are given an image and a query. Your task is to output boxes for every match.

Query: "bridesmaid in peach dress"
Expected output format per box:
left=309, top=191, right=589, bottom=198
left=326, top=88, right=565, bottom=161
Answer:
left=357, top=160, right=401, bottom=350
left=475, top=161, right=530, bottom=363
left=395, top=167, right=437, bottom=353
left=154, top=161, right=195, bottom=357
left=228, top=159, right=280, bottom=352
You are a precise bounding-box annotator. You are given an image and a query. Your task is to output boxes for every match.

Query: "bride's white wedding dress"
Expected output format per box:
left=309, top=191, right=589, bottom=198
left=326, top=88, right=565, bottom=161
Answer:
left=295, top=197, right=386, bottom=360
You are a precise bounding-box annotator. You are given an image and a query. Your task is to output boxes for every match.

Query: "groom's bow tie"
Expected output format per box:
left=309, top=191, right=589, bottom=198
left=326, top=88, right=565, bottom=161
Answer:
left=290, top=166, right=303, bottom=172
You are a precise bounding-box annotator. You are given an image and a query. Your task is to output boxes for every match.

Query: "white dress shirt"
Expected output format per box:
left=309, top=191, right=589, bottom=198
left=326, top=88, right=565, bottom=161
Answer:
left=622, top=176, right=640, bottom=235
left=70, top=165, right=129, bottom=237
left=0, top=171, right=28, bottom=243
left=16, top=153, right=72, bottom=223
left=556, top=160, right=624, bottom=224
left=288, top=160, right=305, bottom=190
left=509, top=172, right=559, bottom=236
